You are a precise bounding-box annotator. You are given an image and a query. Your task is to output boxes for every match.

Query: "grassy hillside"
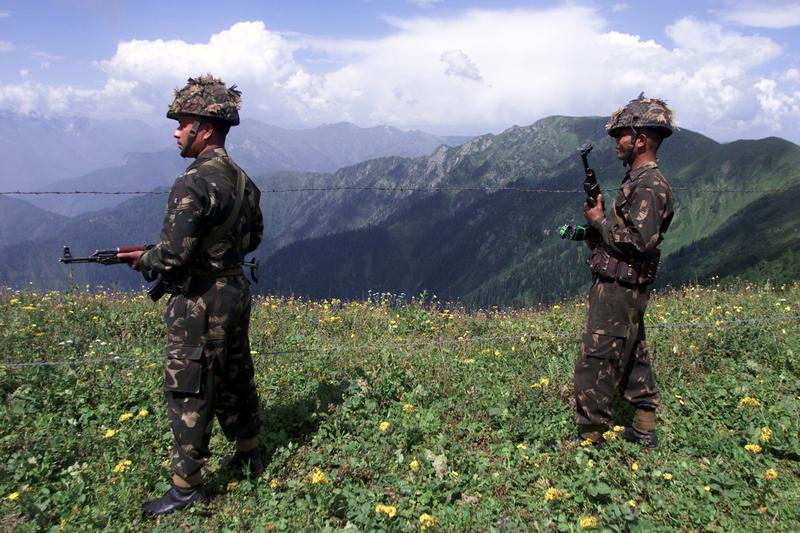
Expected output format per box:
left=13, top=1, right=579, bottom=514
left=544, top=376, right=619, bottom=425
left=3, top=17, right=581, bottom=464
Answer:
left=1, top=283, right=798, bottom=530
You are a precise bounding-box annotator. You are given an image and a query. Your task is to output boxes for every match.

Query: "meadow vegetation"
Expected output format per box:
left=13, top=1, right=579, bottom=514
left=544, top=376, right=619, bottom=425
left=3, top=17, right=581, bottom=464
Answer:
left=0, top=281, right=798, bottom=531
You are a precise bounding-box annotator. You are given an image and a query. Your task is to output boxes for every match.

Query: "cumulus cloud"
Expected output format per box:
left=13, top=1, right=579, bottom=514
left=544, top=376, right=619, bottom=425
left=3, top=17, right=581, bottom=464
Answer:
left=440, top=49, right=482, bottom=81
left=721, top=0, right=800, bottom=28
left=0, top=8, right=797, bottom=142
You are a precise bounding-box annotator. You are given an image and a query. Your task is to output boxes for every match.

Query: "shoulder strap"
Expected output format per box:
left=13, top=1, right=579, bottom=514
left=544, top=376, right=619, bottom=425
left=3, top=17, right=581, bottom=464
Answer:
left=197, top=157, right=247, bottom=254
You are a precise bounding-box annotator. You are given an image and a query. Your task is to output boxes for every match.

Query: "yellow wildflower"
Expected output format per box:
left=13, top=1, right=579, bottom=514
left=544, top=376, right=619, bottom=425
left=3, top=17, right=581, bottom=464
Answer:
left=250, top=349, right=258, bottom=356
left=137, top=409, right=149, bottom=418
left=586, top=459, right=595, bottom=469
left=764, top=468, right=778, bottom=480
left=579, top=516, right=598, bottom=529
left=462, top=358, right=475, bottom=365
left=403, top=403, right=414, bottom=413
left=7, top=492, right=20, bottom=501
left=9, top=298, right=19, bottom=304
left=112, top=459, right=132, bottom=474
left=270, top=479, right=280, bottom=489
left=602, top=430, right=617, bottom=441
left=552, top=304, right=561, bottom=310
left=760, top=427, right=772, bottom=443
left=516, top=443, right=527, bottom=450
left=745, top=443, right=762, bottom=454
left=310, top=467, right=327, bottom=484
left=738, top=396, right=761, bottom=408
left=628, top=499, right=637, bottom=507
left=613, top=425, right=625, bottom=432
left=103, top=429, right=117, bottom=440
left=580, top=439, right=593, bottom=448
left=379, top=421, right=390, bottom=432
left=538, top=377, right=550, bottom=387
left=419, top=513, right=437, bottom=529
left=375, top=504, right=397, bottom=518
left=544, top=487, right=571, bottom=501
left=631, top=462, right=639, bottom=471
left=494, top=350, right=501, bottom=356
left=704, top=485, right=711, bottom=493
left=662, top=472, right=673, bottom=481
left=118, top=413, right=133, bottom=422
left=409, top=459, right=420, bottom=472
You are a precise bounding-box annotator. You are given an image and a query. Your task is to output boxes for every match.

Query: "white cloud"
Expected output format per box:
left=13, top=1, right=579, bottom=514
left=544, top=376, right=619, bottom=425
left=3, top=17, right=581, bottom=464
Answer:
left=0, top=41, right=14, bottom=52
left=0, top=9, right=797, bottom=142
left=440, top=49, right=482, bottom=81
left=407, top=0, right=443, bottom=7
left=0, top=10, right=10, bottom=18
left=611, top=3, right=628, bottom=13
left=721, top=0, right=800, bottom=29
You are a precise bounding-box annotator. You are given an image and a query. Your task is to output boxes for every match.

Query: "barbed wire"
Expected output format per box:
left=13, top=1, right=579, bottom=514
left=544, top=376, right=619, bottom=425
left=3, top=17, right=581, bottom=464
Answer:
left=0, top=185, right=795, bottom=196
left=3, top=313, right=797, bottom=370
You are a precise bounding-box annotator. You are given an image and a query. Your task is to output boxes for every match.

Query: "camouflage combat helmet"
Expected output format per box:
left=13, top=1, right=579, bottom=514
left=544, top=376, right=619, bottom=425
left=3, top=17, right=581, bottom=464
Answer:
left=606, top=93, right=675, bottom=139
left=167, top=74, right=241, bottom=126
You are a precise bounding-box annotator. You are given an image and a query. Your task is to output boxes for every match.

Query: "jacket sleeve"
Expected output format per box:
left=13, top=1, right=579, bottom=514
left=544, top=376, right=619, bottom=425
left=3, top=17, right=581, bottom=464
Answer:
left=139, top=176, right=207, bottom=273
left=589, top=185, right=666, bottom=257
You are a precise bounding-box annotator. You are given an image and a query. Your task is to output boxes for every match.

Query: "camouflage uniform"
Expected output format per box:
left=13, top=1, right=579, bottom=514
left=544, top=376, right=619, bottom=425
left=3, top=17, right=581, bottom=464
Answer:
left=139, top=76, right=263, bottom=483
left=574, top=95, right=675, bottom=437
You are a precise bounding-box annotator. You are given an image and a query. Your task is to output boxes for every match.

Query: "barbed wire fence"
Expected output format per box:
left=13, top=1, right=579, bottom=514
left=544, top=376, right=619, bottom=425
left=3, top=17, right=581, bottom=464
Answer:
left=3, top=313, right=797, bottom=370
left=0, top=185, right=795, bottom=196
left=1, top=184, right=797, bottom=370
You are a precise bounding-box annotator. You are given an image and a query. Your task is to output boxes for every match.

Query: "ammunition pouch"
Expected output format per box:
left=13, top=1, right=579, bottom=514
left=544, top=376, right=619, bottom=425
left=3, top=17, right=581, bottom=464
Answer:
left=588, top=249, right=660, bottom=286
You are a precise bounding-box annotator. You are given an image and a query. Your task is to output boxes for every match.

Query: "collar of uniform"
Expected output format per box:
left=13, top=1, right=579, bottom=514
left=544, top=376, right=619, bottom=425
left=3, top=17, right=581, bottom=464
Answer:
left=187, top=147, right=229, bottom=171
left=624, top=160, right=659, bottom=183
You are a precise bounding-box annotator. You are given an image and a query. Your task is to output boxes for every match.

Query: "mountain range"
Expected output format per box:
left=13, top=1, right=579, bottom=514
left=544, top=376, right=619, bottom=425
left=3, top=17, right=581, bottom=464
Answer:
left=5, top=112, right=469, bottom=216
left=1, top=115, right=798, bottom=305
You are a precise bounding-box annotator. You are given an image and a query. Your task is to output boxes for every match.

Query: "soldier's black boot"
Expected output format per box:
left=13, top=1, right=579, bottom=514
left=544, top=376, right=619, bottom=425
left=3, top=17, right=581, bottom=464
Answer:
left=620, top=426, right=658, bottom=449
left=142, top=485, right=205, bottom=517
left=221, top=448, right=264, bottom=476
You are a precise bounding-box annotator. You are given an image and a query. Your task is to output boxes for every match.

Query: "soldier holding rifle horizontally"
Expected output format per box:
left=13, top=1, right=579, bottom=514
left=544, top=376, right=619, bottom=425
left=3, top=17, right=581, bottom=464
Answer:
left=570, top=94, right=675, bottom=448
left=120, top=74, right=264, bottom=516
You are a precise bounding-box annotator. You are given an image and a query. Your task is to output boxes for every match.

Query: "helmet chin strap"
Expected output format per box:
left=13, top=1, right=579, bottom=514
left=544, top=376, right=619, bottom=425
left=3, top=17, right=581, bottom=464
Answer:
left=621, top=126, right=639, bottom=168
left=180, top=119, right=202, bottom=158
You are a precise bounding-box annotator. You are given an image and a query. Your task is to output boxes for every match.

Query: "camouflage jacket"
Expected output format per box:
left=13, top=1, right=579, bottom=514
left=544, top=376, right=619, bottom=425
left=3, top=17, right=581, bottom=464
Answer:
left=589, top=160, right=673, bottom=260
left=139, top=147, right=263, bottom=274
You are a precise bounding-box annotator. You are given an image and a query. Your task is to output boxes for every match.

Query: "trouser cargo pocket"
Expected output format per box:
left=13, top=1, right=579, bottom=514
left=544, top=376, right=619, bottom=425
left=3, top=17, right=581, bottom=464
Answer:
left=165, top=344, right=204, bottom=394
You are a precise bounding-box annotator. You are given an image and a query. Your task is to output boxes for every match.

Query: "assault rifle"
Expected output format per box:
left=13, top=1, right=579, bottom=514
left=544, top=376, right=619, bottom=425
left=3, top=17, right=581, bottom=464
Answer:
left=59, top=246, right=260, bottom=301
left=559, top=142, right=601, bottom=241
left=59, top=245, right=166, bottom=301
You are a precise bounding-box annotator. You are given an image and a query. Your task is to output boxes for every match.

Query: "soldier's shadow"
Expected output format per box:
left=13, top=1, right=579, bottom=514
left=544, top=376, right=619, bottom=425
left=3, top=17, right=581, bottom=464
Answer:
left=205, top=379, right=349, bottom=495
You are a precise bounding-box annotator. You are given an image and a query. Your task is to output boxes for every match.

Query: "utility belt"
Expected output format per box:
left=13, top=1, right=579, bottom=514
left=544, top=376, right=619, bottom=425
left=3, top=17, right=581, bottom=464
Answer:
left=160, top=266, right=246, bottom=297
left=588, top=248, right=660, bottom=286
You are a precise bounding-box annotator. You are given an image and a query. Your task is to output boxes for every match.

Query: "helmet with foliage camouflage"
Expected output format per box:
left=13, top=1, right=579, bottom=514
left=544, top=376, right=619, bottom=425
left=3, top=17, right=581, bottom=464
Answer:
left=606, top=93, right=675, bottom=139
left=166, top=74, right=241, bottom=126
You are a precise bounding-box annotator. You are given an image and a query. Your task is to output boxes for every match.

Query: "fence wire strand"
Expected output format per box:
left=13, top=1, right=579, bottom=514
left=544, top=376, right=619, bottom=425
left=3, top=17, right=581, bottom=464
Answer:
left=1, top=185, right=795, bottom=196
left=3, top=313, right=797, bottom=370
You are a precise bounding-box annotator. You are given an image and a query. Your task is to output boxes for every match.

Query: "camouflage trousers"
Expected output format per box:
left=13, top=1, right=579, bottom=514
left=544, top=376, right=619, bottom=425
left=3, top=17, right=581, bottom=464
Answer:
left=574, top=276, right=660, bottom=430
left=163, top=275, right=261, bottom=481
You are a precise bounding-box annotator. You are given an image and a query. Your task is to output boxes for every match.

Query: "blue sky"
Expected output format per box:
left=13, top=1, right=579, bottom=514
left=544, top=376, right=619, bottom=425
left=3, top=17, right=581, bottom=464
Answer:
left=1, top=1, right=799, bottom=142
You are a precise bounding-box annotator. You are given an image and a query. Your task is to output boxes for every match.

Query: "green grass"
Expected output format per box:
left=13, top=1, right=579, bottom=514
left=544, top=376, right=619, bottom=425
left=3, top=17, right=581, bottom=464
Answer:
left=1, top=282, right=799, bottom=531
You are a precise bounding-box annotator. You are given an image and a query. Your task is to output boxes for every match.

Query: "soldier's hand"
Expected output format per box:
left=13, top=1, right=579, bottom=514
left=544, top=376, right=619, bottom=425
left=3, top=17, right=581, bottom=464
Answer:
left=583, top=193, right=605, bottom=226
left=118, top=250, right=145, bottom=271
